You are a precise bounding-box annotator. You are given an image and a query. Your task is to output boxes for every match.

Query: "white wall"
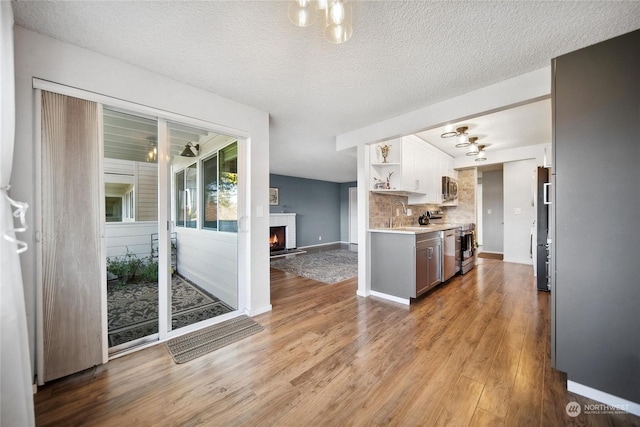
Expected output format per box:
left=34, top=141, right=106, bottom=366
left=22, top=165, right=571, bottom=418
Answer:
left=503, top=159, right=537, bottom=264
left=105, top=222, right=158, bottom=259
left=176, top=229, right=238, bottom=308
left=12, top=27, right=271, bottom=379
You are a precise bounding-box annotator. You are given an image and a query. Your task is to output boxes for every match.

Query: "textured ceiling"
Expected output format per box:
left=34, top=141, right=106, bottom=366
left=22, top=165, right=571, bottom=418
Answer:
left=12, top=1, right=640, bottom=182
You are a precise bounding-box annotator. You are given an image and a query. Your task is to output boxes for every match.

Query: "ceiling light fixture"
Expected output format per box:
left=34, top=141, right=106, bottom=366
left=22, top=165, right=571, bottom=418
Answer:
left=466, top=137, right=479, bottom=156
left=289, top=0, right=353, bottom=44
left=441, top=126, right=470, bottom=147
left=475, top=145, right=487, bottom=161
left=146, top=136, right=157, bottom=162
left=180, top=142, right=200, bottom=157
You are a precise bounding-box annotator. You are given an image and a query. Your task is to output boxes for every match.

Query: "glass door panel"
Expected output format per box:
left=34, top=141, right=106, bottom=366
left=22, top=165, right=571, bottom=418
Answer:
left=168, top=122, right=239, bottom=333
left=103, top=108, right=159, bottom=352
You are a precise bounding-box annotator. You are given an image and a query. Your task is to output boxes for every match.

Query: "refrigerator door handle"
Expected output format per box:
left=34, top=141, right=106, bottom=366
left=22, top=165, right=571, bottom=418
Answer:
left=543, top=182, right=552, bottom=205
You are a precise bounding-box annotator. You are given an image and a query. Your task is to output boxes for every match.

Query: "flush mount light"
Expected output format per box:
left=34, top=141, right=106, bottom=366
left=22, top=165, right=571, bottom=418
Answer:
left=466, top=137, right=479, bottom=156
left=441, top=125, right=468, bottom=139
left=180, top=142, right=200, bottom=157
left=289, top=0, right=353, bottom=44
left=475, top=144, right=487, bottom=161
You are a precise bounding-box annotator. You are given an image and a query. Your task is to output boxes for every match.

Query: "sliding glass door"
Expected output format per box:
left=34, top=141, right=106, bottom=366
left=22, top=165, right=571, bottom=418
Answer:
left=103, top=111, right=240, bottom=352
left=168, top=122, right=239, bottom=334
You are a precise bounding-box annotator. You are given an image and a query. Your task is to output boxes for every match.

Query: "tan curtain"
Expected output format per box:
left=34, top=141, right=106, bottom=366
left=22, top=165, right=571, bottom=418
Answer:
left=41, top=91, right=103, bottom=382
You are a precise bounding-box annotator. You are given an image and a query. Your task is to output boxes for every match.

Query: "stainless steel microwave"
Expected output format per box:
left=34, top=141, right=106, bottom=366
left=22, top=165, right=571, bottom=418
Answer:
left=442, top=176, right=458, bottom=202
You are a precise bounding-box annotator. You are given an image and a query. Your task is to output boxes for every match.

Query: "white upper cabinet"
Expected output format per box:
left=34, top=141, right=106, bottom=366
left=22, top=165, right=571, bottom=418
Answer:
left=370, top=135, right=455, bottom=205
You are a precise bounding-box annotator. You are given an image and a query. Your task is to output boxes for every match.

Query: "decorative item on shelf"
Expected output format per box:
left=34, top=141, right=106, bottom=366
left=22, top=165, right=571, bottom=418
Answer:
left=475, top=145, right=487, bottom=161
left=373, top=177, right=386, bottom=189
left=288, top=0, right=353, bottom=45
left=466, top=137, right=479, bottom=156
left=378, top=143, right=391, bottom=163
left=386, top=171, right=393, bottom=189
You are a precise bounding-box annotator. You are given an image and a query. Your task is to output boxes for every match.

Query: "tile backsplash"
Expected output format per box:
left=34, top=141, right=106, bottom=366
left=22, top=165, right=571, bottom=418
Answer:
left=369, top=168, right=476, bottom=229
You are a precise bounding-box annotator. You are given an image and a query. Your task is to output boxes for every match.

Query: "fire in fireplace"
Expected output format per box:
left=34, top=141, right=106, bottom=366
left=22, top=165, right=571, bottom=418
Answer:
left=269, top=226, right=286, bottom=252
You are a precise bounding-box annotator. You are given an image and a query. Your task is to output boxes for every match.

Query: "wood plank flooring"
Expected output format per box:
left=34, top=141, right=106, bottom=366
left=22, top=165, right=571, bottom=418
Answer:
left=34, top=257, right=640, bottom=426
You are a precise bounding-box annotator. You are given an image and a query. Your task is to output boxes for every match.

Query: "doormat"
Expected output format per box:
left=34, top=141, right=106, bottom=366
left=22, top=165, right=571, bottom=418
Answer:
left=478, top=252, right=504, bottom=260
left=166, top=315, right=264, bottom=364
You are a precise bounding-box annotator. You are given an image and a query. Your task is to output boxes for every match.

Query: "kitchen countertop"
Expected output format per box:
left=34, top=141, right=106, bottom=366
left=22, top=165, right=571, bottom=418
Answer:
left=369, top=224, right=462, bottom=234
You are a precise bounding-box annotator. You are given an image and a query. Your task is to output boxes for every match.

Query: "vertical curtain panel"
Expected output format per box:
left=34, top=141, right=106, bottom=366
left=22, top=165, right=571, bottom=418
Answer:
left=0, top=2, right=35, bottom=426
left=41, top=91, right=103, bottom=382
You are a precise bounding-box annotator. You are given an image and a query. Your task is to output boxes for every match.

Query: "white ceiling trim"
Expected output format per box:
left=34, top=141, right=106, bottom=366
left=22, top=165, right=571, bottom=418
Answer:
left=336, top=67, right=551, bottom=150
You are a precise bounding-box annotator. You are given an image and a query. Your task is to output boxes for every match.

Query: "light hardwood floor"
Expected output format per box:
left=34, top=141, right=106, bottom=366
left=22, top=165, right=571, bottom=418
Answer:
left=35, top=257, right=640, bottom=426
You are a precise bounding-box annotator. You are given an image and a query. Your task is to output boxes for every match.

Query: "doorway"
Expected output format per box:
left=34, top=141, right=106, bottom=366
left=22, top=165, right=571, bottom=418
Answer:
left=349, top=187, right=358, bottom=244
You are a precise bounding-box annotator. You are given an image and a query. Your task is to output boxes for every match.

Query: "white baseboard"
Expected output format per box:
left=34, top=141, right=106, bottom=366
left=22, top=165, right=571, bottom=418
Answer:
left=245, top=304, right=272, bottom=317
left=369, top=290, right=410, bottom=306
left=567, top=380, right=640, bottom=416
left=298, top=241, right=343, bottom=249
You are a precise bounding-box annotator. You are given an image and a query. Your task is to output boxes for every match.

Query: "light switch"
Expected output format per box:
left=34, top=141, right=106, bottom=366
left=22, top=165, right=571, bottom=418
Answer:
left=514, top=208, right=522, bottom=215
left=487, top=209, right=492, bottom=214
left=256, top=205, right=264, bottom=217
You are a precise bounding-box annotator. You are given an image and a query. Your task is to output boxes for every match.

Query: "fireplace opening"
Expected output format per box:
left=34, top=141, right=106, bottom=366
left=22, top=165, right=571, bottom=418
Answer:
left=269, top=226, right=286, bottom=252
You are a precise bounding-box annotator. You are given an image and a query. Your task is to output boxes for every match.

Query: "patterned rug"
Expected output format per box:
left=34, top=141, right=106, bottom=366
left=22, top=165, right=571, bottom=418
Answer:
left=108, top=276, right=233, bottom=347
left=166, top=315, right=264, bottom=364
left=269, top=249, right=358, bottom=284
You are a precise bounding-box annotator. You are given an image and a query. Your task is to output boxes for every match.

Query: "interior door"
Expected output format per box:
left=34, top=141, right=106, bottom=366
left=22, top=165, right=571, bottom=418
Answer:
left=39, top=91, right=104, bottom=382
left=349, top=187, right=358, bottom=244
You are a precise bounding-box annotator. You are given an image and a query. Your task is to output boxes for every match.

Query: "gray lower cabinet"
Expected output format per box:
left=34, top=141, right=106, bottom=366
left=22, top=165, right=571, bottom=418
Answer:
left=416, top=235, right=442, bottom=297
left=371, top=231, right=442, bottom=300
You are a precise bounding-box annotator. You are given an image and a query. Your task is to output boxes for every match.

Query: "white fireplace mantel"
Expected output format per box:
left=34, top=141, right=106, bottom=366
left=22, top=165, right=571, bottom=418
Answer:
left=270, top=213, right=296, bottom=249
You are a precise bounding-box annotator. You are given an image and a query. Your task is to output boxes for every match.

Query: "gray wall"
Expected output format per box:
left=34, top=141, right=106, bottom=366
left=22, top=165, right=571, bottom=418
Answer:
left=270, top=175, right=352, bottom=247
left=481, top=170, right=504, bottom=253
left=553, top=29, right=639, bottom=404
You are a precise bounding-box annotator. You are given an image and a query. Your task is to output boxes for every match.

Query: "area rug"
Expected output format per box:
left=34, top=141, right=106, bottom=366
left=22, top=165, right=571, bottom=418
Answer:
left=269, top=249, right=358, bottom=284
left=108, top=276, right=233, bottom=347
left=166, top=315, right=264, bottom=364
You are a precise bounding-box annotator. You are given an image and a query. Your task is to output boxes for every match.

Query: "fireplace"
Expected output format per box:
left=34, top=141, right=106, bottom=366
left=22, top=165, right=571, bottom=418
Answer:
left=269, top=226, right=286, bottom=252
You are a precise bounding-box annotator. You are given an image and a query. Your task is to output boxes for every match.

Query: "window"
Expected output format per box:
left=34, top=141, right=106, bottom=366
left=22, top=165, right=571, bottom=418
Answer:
left=175, top=163, right=197, bottom=228
left=218, top=143, right=238, bottom=232
left=202, top=154, right=218, bottom=230
left=105, top=197, right=123, bottom=222
left=175, top=141, right=237, bottom=232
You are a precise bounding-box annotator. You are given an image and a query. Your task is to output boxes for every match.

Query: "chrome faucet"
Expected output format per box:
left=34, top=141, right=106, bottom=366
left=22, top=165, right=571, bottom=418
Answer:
left=390, top=201, right=407, bottom=228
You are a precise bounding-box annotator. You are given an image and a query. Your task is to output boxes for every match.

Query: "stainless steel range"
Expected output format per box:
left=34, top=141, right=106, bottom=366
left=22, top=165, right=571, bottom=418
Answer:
left=458, top=223, right=475, bottom=274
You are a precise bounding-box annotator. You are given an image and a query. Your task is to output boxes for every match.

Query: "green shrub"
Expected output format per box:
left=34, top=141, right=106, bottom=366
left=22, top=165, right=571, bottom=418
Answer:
left=107, top=249, right=143, bottom=286
left=138, top=258, right=159, bottom=283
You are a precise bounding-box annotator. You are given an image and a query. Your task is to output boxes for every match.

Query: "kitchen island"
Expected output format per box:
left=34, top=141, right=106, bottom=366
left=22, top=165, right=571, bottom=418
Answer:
left=370, top=225, right=461, bottom=305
